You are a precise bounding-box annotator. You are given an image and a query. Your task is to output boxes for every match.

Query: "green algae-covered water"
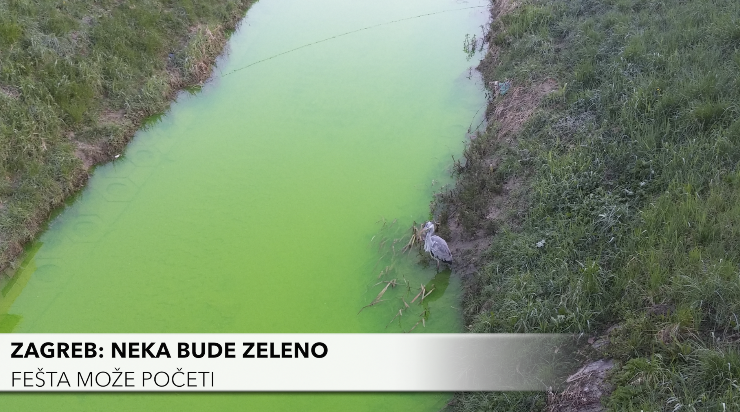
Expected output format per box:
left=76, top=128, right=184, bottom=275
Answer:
left=0, top=0, right=487, bottom=409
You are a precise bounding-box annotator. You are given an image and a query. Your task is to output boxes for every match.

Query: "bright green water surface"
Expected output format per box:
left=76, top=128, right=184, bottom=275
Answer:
left=1, top=0, right=487, bottom=409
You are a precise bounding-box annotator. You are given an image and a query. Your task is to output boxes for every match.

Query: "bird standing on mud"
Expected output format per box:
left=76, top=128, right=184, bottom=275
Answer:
left=421, top=221, right=453, bottom=270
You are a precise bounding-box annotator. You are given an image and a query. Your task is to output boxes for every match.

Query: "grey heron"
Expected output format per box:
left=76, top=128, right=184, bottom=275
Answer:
left=421, top=221, right=453, bottom=270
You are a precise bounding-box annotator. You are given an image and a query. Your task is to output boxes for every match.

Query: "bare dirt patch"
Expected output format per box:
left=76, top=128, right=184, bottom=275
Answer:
left=99, top=109, right=126, bottom=125
left=0, top=85, right=20, bottom=99
left=442, top=0, right=559, bottom=278
left=487, top=79, right=558, bottom=140
left=74, top=141, right=106, bottom=170
left=447, top=217, right=492, bottom=278
left=445, top=76, right=556, bottom=278
left=547, top=359, right=614, bottom=412
left=496, top=0, right=520, bottom=16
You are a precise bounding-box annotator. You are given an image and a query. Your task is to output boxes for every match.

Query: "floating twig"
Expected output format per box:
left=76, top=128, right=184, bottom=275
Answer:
left=372, top=253, right=387, bottom=271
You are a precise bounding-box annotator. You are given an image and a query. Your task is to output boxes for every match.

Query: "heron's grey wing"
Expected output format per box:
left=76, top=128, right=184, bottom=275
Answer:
left=430, top=235, right=453, bottom=263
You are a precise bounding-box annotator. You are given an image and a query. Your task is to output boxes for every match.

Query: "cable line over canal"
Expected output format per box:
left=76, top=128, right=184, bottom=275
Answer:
left=221, top=5, right=486, bottom=77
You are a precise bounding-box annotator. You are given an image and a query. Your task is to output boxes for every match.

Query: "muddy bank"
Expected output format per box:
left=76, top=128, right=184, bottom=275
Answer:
left=439, top=0, right=557, bottom=281
left=443, top=0, right=740, bottom=410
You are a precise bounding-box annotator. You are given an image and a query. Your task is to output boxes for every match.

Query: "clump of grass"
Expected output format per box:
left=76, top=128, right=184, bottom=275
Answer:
left=441, top=131, right=509, bottom=233
left=0, top=0, right=255, bottom=272
left=446, top=0, right=740, bottom=409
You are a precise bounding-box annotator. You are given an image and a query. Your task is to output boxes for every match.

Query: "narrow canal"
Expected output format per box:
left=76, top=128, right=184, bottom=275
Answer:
left=1, top=0, right=488, bottom=409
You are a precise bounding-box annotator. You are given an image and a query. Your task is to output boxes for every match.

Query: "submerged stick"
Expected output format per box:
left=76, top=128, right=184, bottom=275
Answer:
left=373, top=279, right=397, bottom=288
left=386, top=309, right=403, bottom=329
left=378, top=216, right=387, bottom=229
left=358, top=279, right=397, bottom=314
left=408, top=320, right=421, bottom=332
left=378, top=237, right=387, bottom=252
left=411, top=284, right=425, bottom=304
left=372, top=252, right=387, bottom=271
left=422, top=287, right=435, bottom=302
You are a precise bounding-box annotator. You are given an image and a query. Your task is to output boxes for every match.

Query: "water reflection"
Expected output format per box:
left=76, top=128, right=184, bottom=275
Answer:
left=423, top=268, right=451, bottom=304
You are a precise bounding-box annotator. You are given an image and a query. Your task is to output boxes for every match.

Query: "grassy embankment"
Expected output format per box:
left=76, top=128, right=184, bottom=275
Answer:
left=0, top=0, right=253, bottom=273
left=443, top=0, right=740, bottom=410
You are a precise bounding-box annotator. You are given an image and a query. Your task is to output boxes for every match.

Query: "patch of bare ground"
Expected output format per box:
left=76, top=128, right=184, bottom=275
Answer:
left=546, top=359, right=614, bottom=412
left=496, top=0, right=520, bottom=16
left=487, top=79, right=558, bottom=141
left=447, top=217, right=491, bottom=278
left=99, top=109, right=127, bottom=125
left=0, top=85, right=20, bottom=99
left=443, top=0, right=558, bottom=277
left=69, top=109, right=131, bottom=173
left=446, top=173, right=524, bottom=278
left=74, top=141, right=106, bottom=171
left=445, top=76, right=557, bottom=278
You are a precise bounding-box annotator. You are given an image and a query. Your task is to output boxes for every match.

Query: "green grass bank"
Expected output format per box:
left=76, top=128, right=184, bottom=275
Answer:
left=443, top=0, right=740, bottom=410
left=0, top=0, right=253, bottom=272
